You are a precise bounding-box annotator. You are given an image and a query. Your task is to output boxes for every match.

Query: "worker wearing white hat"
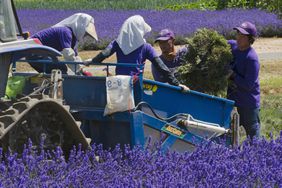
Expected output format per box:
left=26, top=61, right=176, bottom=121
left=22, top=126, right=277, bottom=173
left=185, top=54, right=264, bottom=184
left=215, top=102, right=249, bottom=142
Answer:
left=30, top=13, right=98, bottom=75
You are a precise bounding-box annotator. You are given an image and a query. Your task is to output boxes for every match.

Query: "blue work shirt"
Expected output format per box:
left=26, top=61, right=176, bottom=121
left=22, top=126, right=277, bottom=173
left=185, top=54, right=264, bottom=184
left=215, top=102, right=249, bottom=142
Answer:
left=31, top=26, right=78, bottom=55
left=152, top=47, right=188, bottom=82
left=227, top=40, right=260, bottom=108
left=105, top=41, right=158, bottom=75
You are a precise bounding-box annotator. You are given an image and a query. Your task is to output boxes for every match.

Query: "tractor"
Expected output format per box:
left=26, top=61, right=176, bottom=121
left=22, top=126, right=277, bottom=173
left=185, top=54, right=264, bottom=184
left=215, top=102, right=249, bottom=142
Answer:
left=0, top=0, right=239, bottom=157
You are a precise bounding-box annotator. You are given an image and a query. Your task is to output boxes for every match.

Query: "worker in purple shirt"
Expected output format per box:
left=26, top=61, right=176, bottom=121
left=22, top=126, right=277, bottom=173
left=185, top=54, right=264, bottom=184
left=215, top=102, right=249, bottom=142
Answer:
left=84, top=15, right=188, bottom=91
left=151, top=29, right=188, bottom=83
left=30, top=13, right=98, bottom=75
left=227, top=21, right=260, bottom=139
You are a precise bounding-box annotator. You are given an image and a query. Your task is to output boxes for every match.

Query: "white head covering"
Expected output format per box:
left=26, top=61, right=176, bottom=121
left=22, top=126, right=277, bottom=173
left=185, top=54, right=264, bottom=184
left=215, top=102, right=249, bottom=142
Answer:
left=53, top=13, right=98, bottom=42
left=116, top=15, right=151, bottom=55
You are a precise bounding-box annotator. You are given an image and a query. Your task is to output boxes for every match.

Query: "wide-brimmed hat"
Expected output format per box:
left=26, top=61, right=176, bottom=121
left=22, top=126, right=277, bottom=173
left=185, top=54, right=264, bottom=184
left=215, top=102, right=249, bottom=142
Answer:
left=85, top=20, right=98, bottom=41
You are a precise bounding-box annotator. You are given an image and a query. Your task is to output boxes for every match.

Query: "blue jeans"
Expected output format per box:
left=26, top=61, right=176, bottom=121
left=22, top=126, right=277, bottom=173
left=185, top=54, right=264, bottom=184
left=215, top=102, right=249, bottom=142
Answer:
left=237, top=107, right=260, bottom=139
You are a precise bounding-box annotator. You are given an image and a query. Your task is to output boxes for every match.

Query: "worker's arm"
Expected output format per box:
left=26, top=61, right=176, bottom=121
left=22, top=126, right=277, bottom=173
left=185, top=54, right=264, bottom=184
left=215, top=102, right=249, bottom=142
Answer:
left=92, top=47, right=112, bottom=63
left=152, top=57, right=189, bottom=91
left=61, top=48, right=82, bottom=62
left=84, top=43, right=114, bottom=66
left=61, top=48, right=83, bottom=74
left=59, top=29, right=80, bottom=61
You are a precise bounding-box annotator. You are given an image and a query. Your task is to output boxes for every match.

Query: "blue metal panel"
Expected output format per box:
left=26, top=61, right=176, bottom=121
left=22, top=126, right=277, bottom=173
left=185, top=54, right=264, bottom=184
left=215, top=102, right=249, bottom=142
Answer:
left=161, top=135, right=178, bottom=153
left=143, top=79, right=234, bottom=129
left=81, top=119, right=132, bottom=149
left=130, top=111, right=145, bottom=146
left=76, top=110, right=132, bottom=149
left=63, top=76, right=107, bottom=109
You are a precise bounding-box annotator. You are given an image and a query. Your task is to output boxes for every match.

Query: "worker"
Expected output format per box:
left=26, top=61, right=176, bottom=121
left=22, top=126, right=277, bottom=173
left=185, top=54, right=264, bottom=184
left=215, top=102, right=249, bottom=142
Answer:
left=29, top=13, right=98, bottom=75
left=84, top=15, right=189, bottom=91
left=152, top=29, right=188, bottom=83
left=227, top=21, right=260, bottom=139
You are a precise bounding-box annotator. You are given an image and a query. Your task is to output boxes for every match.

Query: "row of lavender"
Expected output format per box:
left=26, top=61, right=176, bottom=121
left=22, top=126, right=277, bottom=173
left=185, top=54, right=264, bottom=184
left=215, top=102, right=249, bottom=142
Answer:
left=18, top=9, right=282, bottom=49
left=1, top=135, right=281, bottom=187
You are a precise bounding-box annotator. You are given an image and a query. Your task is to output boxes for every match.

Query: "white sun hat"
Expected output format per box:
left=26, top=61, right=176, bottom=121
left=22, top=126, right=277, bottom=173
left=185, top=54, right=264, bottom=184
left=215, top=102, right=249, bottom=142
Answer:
left=116, top=15, right=151, bottom=55
left=53, top=13, right=98, bottom=41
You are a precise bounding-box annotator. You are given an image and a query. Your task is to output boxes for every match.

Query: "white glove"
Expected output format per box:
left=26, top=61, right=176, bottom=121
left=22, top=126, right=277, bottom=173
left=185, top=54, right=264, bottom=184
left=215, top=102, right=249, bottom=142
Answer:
left=179, top=84, right=190, bottom=92
left=61, top=48, right=83, bottom=74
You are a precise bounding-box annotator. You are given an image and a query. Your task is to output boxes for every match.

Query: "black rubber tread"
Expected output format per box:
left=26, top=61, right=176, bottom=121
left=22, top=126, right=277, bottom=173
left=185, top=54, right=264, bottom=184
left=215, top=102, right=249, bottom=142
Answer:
left=12, top=102, right=29, bottom=113
left=1, top=108, right=18, bottom=115
left=0, top=95, right=90, bottom=157
left=0, top=100, right=13, bottom=111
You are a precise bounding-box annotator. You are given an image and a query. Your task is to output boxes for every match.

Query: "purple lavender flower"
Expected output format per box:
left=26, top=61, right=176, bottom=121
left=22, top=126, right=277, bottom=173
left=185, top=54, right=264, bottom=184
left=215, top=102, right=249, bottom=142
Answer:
left=18, top=9, right=282, bottom=49
left=0, top=134, right=281, bottom=187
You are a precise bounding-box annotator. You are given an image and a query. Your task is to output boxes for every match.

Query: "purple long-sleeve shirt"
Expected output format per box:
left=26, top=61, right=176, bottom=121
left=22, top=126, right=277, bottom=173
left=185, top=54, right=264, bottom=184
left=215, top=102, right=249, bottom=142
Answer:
left=151, top=47, right=188, bottom=82
left=227, top=40, right=260, bottom=108
left=105, top=41, right=158, bottom=75
left=31, top=26, right=78, bottom=55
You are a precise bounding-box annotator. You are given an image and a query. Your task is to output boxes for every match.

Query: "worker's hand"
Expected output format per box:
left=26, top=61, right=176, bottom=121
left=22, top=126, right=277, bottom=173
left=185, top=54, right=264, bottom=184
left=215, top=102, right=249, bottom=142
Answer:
left=226, top=69, right=235, bottom=80
left=83, top=58, right=92, bottom=66
left=179, top=84, right=190, bottom=92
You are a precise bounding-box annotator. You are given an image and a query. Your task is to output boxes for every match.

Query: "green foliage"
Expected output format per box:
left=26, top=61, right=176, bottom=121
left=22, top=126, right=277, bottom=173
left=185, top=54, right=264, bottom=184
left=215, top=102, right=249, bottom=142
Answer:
left=227, top=0, right=282, bottom=13
left=218, top=0, right=282, bottom=14
left=161, top=0, right=218, bottom=11
left=227, top=0, right=250, bottom=8
left=14, top=0, right=282, bottom=16
left=14, top=0, right=192, bottom=10
left=163, top=0, right=282, bottom=15
left=260, top=75, right=282, bottom=139
left=5, top=76, right=26, bottom=99
left=80, top=36, right=112, bottom=51
left=216, top=0, right=229, bottom=10
left=177, top=29, right=232, bottom=96
left=260, top=94, right=282, bottom=139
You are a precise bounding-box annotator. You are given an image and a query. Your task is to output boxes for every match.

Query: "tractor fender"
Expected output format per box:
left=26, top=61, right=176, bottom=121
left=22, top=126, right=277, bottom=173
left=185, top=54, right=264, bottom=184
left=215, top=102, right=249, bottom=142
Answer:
left=0, top=39, right=61, bottom=61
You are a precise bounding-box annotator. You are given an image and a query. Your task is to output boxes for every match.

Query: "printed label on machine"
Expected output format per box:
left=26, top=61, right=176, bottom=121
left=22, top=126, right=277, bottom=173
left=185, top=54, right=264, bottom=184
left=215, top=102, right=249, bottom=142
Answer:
left=143, top=84, right=158, bottom=95
left=162, top=124, right=186, bottom=139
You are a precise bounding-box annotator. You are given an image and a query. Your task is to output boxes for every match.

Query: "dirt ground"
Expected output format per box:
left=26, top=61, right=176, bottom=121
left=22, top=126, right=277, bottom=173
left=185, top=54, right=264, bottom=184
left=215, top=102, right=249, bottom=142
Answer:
left=252, top=38, right=282, bottom=62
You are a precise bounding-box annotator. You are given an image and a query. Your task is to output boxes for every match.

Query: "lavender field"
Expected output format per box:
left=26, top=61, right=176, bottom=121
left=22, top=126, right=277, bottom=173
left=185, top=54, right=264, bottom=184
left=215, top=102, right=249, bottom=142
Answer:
left=4, top=7, right=281, bottom=187
left=18, top=9, right=282, bottom=49
left=0, top=135, right=282, bottom=187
